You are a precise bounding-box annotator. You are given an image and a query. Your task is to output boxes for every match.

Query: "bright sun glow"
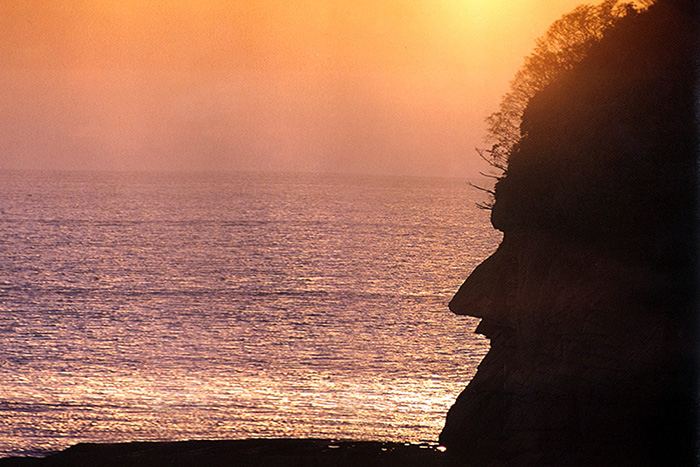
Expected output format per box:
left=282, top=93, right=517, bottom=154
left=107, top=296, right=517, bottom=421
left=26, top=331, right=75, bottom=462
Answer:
left=1, top=0, right=595, bottom=177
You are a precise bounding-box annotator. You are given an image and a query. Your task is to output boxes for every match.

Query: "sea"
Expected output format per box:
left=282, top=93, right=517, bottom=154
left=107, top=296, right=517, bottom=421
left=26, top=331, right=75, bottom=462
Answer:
left=0, top=170, right=501, bottom=458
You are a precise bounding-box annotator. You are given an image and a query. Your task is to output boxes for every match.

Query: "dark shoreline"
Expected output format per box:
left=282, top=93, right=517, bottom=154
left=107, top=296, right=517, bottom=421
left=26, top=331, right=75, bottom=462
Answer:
left=0, top=439, right=458, bottom=466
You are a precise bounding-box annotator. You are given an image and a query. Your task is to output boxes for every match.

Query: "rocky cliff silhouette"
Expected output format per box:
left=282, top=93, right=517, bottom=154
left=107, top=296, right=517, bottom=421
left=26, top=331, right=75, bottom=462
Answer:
left=440, top=1, right=699, bottom=465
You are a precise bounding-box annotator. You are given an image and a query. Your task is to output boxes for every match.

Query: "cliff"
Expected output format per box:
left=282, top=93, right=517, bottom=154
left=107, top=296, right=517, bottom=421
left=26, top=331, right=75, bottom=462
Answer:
left=440, top=1, right=699, bottom=465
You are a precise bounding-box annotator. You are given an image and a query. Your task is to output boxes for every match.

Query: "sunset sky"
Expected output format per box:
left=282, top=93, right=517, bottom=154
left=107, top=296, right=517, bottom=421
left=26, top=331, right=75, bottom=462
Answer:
left=1, top=0, right=586, bottom=178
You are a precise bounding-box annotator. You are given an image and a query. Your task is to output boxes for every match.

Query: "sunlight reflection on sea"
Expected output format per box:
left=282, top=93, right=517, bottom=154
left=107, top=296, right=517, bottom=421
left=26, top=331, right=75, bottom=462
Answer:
left=0, top=171, right=501, bottom=457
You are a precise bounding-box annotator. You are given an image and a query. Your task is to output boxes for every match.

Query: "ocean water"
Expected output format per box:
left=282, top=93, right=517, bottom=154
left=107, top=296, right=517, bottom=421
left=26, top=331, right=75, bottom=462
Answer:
left=0, top=170, right=501, bottom=458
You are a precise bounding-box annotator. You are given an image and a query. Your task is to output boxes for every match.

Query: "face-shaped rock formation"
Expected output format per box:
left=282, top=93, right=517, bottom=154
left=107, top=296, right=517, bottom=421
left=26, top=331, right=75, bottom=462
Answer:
left=440, top=1, right=699, bottom=465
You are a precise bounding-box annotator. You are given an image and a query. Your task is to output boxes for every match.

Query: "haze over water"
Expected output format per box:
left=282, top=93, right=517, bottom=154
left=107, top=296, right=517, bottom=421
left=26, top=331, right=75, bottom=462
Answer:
left=0, top=171, right=501, bottom=457
left=1, top=0, right=586, bottom=177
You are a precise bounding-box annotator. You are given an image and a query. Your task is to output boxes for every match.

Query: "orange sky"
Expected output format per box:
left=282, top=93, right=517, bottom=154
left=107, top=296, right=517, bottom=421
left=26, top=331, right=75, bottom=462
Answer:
left=1, top=0, right=587, bottom=177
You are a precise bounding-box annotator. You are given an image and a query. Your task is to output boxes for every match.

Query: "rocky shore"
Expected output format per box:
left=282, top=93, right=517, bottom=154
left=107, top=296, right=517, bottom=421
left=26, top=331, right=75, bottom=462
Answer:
left=0, top=439, right=457, bottom=467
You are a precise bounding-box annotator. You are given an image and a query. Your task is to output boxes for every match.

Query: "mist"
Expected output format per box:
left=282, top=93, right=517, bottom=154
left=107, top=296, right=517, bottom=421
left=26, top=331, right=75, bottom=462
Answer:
left=0, top=0, right=585, bottom=178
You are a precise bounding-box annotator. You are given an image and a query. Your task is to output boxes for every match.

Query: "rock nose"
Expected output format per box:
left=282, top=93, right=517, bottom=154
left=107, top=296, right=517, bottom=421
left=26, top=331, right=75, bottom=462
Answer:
left=448, top=237, right=516, bottom=323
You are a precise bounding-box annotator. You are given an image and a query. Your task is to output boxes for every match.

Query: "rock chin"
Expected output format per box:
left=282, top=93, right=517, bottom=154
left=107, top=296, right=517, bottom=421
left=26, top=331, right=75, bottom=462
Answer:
left=441, top=232, right=696, bottom=466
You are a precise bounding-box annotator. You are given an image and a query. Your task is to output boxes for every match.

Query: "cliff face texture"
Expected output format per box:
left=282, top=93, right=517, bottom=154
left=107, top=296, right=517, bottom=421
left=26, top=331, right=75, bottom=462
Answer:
left=440, top=1, right=699, bottom=465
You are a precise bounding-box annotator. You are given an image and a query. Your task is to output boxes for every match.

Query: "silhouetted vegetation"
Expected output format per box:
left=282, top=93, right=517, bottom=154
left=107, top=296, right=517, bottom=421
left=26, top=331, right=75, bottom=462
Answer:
left=486, top=0, right=639, bottom=168
left=492, top=0, right=697, bottom=251
left=472, top=0, right=642, bottom=209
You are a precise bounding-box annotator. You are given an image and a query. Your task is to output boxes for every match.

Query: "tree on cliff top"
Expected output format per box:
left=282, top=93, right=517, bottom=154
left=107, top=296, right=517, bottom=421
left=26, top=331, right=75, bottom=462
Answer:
left=478, top=0, right=641, bottom=177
